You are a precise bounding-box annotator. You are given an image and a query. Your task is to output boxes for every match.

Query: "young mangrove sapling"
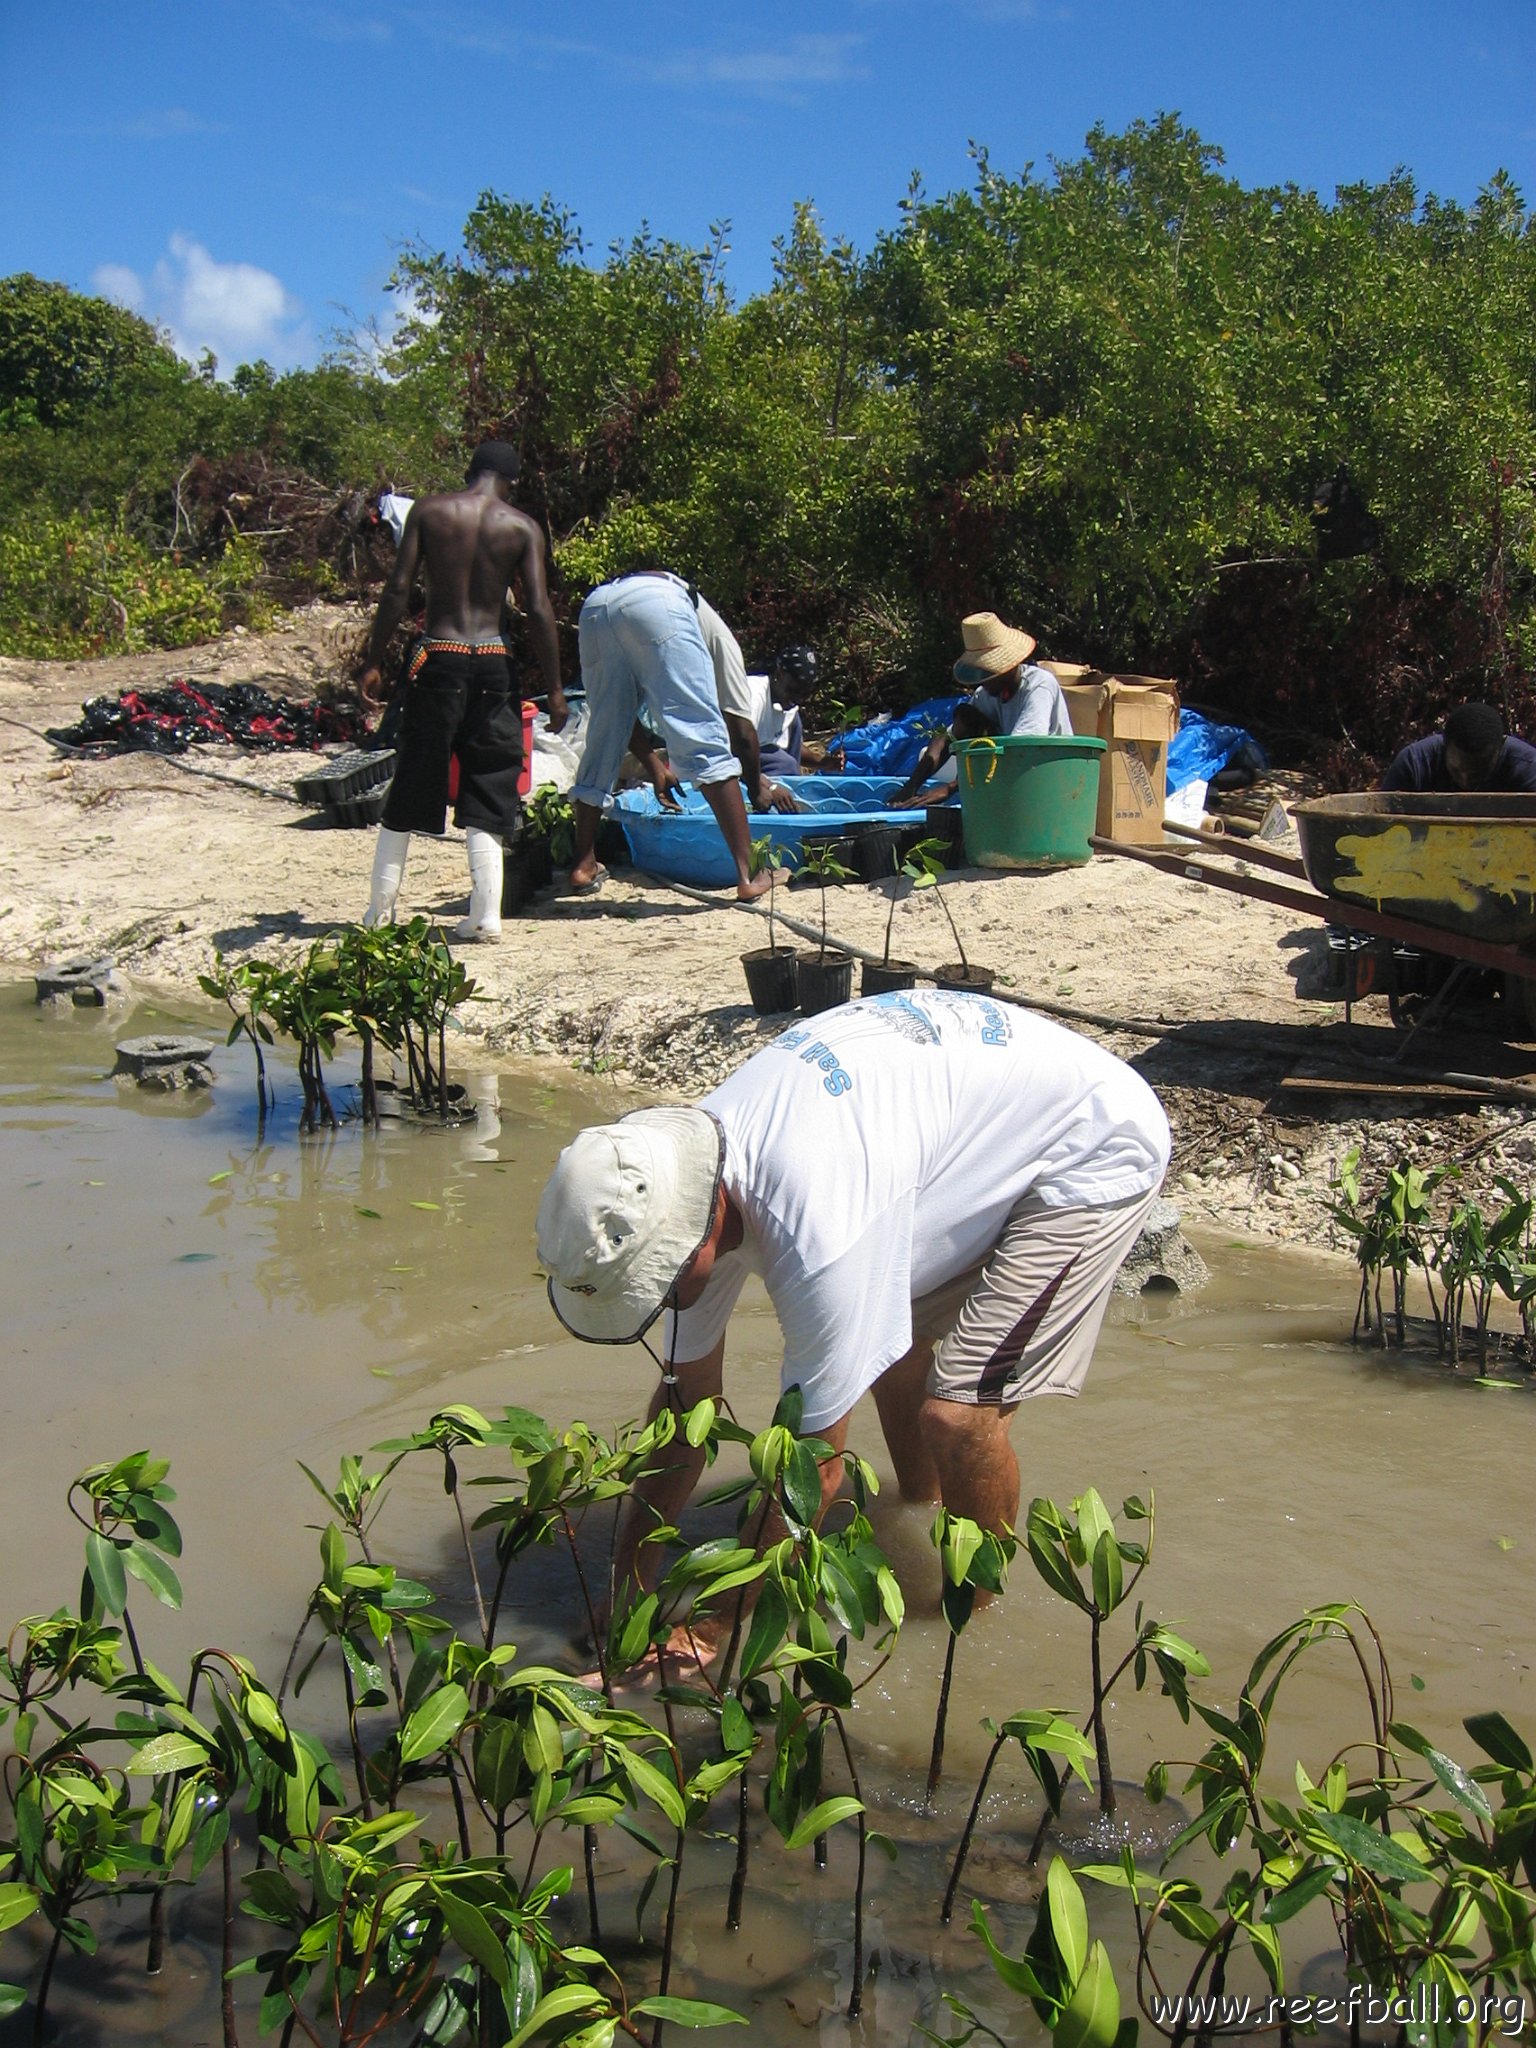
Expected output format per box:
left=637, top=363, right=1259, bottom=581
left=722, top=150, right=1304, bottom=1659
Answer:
left=748, top=833, right=792, bottom=953
left=906, top=834, right=969, bottom=972
left=797, top=839, right=855, bottom=958
left=1023, top=1488, right=1206, bottom=1839
left=925, top=1508, right=1016, bottom=1801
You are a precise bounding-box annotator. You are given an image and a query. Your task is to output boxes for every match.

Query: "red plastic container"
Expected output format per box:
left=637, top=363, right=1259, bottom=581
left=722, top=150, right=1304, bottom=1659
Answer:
left=447, top=703, right=536, bottom=804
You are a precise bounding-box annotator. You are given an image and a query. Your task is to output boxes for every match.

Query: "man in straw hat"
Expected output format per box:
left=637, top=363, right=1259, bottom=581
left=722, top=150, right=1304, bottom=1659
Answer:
left=895, top=611, right=1072, bottom=805
left=537, top=989, right=1170, bottom=1659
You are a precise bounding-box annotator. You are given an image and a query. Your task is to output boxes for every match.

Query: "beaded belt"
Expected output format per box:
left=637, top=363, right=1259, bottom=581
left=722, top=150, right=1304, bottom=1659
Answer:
left=407, top=639, right=507, bottom=681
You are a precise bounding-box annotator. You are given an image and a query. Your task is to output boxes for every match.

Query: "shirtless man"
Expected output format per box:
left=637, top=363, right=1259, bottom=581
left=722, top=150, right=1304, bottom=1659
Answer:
left=357, top=441, right=564, bottom=941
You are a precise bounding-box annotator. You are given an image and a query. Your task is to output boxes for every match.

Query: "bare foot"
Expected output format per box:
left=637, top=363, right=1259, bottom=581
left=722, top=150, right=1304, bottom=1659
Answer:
left=570, top=856, right=603, bottom=889
left=583, top=1621, right=723, bottom=1693
left=736, top=871, right=773, bottom=902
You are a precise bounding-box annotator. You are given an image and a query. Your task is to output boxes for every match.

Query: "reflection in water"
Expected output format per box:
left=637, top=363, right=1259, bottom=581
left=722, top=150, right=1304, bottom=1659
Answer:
left=3, top=984, right=1536, bottom=2043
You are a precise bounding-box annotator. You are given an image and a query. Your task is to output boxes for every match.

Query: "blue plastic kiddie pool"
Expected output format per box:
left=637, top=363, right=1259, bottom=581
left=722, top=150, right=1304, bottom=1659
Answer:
left=613, top=775, right=934, bottom=887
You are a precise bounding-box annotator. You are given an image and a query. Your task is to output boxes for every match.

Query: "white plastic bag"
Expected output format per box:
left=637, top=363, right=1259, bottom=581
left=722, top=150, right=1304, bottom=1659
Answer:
left=527, top=701, right=587, bottom=794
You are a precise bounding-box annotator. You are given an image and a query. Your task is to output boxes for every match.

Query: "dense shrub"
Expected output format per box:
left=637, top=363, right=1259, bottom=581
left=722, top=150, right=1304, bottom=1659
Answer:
left=0, top=516, right=270, bottom=658
left=4, top=120, right=1535, bottom=773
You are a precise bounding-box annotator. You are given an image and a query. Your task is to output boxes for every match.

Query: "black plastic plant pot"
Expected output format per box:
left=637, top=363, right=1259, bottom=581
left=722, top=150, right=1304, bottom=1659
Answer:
left=596, top=817, right=632, bottom=869
left=798, top=950, right=855, bottom=1016
left=501, top=847, right=538, bottom=916
left=849, top=823, right=897, bottom=883
left=522, top=835, right=555, bottom=892
left=741, top=945, right=800, bottom=1015
left=933, top=963, right=997, bottom=994
left=925, top=810, right=967, bottom=867
left=861, top=958, right=919, bottom=996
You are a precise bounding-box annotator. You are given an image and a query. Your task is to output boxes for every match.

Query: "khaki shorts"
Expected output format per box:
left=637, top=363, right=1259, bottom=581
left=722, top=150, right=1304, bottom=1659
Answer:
left=912, top=1188, right=1160, bottom=1408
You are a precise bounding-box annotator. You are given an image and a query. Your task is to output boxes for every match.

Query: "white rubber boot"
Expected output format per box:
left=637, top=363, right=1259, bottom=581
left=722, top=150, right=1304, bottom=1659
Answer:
left=364, top=827, right=410, bottom=927
left=454, top=828, right=504, bottom=941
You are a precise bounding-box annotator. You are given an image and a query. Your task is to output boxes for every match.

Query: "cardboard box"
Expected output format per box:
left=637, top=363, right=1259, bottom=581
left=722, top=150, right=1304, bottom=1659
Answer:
left=1058, top=672, right=1180, bottom=843
left=1038, top=660, right=1097, bottom=693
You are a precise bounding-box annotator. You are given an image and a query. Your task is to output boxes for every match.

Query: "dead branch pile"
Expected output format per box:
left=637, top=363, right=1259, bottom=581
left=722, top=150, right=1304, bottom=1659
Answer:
left=174, top=453, right=397, bottom=604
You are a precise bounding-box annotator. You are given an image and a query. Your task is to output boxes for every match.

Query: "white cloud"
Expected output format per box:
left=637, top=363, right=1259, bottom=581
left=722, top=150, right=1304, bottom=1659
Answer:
left=119, top=107, right=226, bottom=139
left=342, top=280, right=437, bottom=375
left=92, top=235, right=309, bottom=373
left=854, top=0, right=1064, bottom=18
left=285, top=4, right=393, bottom=42
left=47, top=104, right=227, bottom=142
left=625, top=33, right=866, bottom=100
left=92, top=263, right=144, bottom=312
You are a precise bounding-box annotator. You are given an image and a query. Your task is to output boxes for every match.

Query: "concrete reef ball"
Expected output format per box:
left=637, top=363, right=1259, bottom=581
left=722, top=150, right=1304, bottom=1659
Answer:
left=1113, top=1198, right=1210, bottom=1296
left=112, top=1037, right=216, bottom=1091
left=35, top=956, right=131, bottom=1008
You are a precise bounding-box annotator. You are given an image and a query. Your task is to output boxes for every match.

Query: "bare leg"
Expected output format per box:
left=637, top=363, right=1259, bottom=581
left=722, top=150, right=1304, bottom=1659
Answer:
left=700, top=778, right=771, bottom=899
left=872, top=1343, right=942, bottom=1502
left=570, top=799, right=603, bottom=889
left=921, top=1398, right=1021, bottom=1538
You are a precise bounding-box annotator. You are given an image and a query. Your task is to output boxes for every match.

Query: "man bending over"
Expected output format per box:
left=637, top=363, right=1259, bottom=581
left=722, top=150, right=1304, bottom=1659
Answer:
left=566, top=570, right=774, bottom=898
left=537, top=988, right=1170, bottom=1660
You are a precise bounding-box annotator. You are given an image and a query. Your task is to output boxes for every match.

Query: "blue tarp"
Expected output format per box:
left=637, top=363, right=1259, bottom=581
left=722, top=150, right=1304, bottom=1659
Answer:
left=1166, top=708, right=1267, bottom=792
left=830, top=695, right=967, bottom=778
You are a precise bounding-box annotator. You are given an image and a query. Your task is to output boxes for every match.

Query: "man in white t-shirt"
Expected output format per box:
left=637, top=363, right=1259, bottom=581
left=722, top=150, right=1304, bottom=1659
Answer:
left=695, top=598, right=799, bottom=815
left=896, top=611, right=1072, bottom=804
left=537, top=991, right=1170, bottom=1641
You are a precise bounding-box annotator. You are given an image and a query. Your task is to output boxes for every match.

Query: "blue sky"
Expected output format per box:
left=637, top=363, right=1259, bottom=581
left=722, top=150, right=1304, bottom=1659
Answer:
left=2, top=1, right=1533, bottom=375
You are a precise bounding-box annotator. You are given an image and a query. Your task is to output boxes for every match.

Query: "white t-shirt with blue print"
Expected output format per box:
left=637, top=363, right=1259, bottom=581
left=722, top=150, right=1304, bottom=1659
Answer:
left=663, top=990, right=1169, bottom=1432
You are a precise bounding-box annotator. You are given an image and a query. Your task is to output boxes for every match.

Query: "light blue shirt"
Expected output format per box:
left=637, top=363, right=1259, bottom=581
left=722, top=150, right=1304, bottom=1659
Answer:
left=972, top=662, right=1073, bottom=737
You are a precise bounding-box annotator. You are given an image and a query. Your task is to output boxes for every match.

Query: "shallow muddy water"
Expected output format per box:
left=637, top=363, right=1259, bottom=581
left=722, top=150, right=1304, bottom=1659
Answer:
left=3, top=980, right=1535, bottom=2043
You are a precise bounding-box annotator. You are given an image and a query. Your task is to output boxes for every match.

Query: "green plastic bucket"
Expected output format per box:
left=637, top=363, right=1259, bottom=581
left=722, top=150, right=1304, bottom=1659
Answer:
left=954, top=733, right=1107, bottom=869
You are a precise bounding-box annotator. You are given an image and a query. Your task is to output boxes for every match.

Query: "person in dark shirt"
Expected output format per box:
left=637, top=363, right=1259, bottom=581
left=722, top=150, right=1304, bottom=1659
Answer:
left=1380, top=702, right=1536, bottom=795
left=758, top=644, right=814, bottom=780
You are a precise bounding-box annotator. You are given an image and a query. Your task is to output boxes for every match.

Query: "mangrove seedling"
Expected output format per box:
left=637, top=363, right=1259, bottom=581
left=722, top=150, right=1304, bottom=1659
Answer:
left=525, top=781, right=577, bottom=866
left=724, top=1410, right=901, bottom=2023
left=940, top=1856, right=1128, bottom=2048
left=747, top=834, right=793, bottom=953
left=925, top=1508, right=1016, bottom=1801
left=941, top=1708, right=1095, bottom=1923
left=198, top=951, right=284, bottom=1124
left=1328, top=1146, right=1441, bottom=1348
left=1329, top=1148, right=1536, bottom=1366
left=331, top=922, right=394, bottom=1124
left=262, top=937, right=348, bottom=1133
left=611, top=1388, right=902, bottom=2021
left=1430, top=1177, right=1536, bottom=1368
left=1024, top=1488, right=1206, bottom=1834
left=798, top=838, right=855, bottom=958
left=905, top=834, right=969, bottom=973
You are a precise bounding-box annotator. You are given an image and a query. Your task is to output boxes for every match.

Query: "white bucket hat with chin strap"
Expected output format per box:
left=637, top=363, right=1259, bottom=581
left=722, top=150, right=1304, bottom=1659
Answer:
left=536, top=1107, right=725, bottom=1344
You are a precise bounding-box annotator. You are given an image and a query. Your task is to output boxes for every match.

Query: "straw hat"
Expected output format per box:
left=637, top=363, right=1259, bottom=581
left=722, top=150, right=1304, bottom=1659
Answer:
left=953, top=612, right=1037, bottom=683
left=537, top=1107, right=725, bottom=1344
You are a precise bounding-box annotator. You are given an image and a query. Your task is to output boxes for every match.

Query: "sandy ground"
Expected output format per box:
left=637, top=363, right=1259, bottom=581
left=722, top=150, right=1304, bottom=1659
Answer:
left=3, top=603, right=1533, bottom=1256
